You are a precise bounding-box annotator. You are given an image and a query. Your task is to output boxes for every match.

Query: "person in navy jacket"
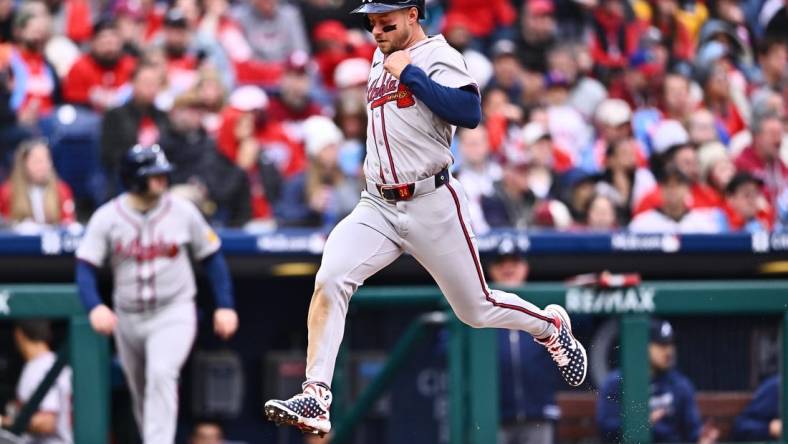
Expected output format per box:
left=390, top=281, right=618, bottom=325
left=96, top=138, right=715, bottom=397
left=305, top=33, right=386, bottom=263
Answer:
left=732, top=375, right=780, bottom=441
left=596, top=319, right=719, bottom=443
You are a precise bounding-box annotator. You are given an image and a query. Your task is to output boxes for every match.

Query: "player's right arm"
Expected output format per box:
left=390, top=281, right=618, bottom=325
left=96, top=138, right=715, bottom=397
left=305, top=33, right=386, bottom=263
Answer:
left=75, top=206, right=117, bottom=335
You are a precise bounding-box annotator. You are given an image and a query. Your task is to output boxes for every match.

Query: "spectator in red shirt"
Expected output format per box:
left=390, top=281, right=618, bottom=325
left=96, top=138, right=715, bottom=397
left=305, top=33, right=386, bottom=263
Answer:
left=62, top=19, right=136, bottom=112
left=267, top=51, right=323, bottom=125
left=113, top=0, right=146, bottom=57
left=635, top=120, right=721, bottom=215
left=444, top=0, right=516, bottom=44
left=734, top=112, right=787, bottom=204
left=589, top=0, right=645, bottom=79
left=721, top=172, right=773, bottom=232
left=0, top=138, right=75, bottom=228
left=695, top=42, right=747, bottom=140
left=217, top=85, right=305, bottom=221
left=644, top=0, right=695, bottom=62
left=9, top=8, right=59, bottom=128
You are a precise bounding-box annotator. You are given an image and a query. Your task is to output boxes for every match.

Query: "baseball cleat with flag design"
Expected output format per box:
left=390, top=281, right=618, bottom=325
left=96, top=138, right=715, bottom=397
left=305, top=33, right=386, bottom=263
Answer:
left=536, top=304, right=588, bottom=387
left=265, top=383, right=332, bottom=436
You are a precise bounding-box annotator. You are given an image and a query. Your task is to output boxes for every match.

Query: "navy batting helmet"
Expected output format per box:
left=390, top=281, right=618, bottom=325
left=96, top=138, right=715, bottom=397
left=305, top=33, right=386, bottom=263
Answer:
left=120, top=144, right=173, bottom=194
left=351, top=0, right=425, bottom=30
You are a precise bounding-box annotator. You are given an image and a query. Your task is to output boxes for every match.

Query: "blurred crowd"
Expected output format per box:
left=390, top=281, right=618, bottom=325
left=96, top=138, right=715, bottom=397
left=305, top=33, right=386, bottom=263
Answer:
left=0, top=0, right=784, bottom=234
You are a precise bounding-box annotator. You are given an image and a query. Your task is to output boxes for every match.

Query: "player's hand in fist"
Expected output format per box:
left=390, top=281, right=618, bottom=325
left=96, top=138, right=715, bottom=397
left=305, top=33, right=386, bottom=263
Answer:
left=384, top=50, right=411, bottom=79
left=89, top=304, right=117, bottom=335
left=214, top=308, right=238, bottom=340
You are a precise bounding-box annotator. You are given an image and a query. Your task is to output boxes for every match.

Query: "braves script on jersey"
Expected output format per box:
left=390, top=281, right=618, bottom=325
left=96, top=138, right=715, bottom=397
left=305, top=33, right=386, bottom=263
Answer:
left=76, top=193, right=220, bottom=312
left=365, top=35, right=476, bottom=184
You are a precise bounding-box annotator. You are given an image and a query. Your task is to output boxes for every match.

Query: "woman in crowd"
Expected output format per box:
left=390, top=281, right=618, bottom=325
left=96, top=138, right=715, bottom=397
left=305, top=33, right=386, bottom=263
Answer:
left=0, top=138, right=75, bottom=228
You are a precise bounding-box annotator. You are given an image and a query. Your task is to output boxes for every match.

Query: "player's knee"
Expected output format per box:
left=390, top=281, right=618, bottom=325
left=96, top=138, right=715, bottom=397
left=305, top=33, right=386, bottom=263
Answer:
left=314, top=269, right=353, bottom=301
left=146, top=363, right=177, bottom=384
left=455, top=310, right=486, bottom=329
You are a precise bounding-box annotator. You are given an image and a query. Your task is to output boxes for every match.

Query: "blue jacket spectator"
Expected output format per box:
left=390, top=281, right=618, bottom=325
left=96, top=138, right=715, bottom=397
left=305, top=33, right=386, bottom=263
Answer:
left=732, top=375, right=780, bottom=441
left=597, top=368, right=703, bottom=443
left=596, top=319, right=713, bottom=443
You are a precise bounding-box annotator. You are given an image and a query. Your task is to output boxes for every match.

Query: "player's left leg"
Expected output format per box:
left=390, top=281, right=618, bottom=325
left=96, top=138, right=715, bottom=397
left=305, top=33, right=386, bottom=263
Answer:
left=142, top=301, right=197, bottom=443
left=404, top=179, right=587, bottom=386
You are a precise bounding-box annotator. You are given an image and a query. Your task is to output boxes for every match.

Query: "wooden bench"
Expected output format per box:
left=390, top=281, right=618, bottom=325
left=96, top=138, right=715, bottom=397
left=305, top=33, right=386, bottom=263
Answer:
left=556, top=391, right=753, bottom=442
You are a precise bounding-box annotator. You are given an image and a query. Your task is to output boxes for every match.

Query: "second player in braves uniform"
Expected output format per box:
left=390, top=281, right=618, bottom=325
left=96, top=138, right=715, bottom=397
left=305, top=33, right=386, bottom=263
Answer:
left=265, top=0, right=589, bottom=436
left=75, top=145, right=238, bottom=443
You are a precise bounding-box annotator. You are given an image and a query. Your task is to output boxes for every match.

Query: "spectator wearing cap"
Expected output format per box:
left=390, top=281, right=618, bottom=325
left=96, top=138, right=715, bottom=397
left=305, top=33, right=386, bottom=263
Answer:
left=544, top=72, right=594, bottom=161
left=112, top=0, right=146, bottom=57
left=583, top=98, right=647, bottom=173
left=311, top=20, right=374, bottom=90
left=558, top=168, right=598, bottom=224
left=597, top=319, right=718, bottom=444
left=158, top=8, right=201, bottom=101
left=515, top=0, right=557, bottom=73
left=490, top=242, right=562, bottom=444
left=635, top=120, right=722, bottom=216
left=62, top=19, right=136, bottom=112
left=455, top=125, right=501, bottom=234
left=521, top=120, right=574, bottom=174
left=9, top=7, right=60, bottom=128
left=267, top=51, right=323, bottom=124
left=734, top=111, right=787, bottom=205
left=594, top=136, right=656, bottom=221
left=158, top=92, right=251, bottom=226
left=231, top=0, right=309, bottom=64
left=547, top=44, right=608, bottom=122
left=275, top=115, right=359, bottom=228
left=732, top=375, right=781, bottom=441
left=486, top=39, right=523, bottom=106
left=100, top=61, right=167, bottom=193
left=589, top=0, right=646, bottom=79
left=629, top=167, right=722, bottom=233
left=719, top=172, right=773, bottom=232
left=217, top=85, right=304, bottom=220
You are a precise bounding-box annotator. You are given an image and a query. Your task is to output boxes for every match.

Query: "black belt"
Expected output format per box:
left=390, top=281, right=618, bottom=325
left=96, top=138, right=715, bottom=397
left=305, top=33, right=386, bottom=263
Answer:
left=372, top=168, right=450, bottom=202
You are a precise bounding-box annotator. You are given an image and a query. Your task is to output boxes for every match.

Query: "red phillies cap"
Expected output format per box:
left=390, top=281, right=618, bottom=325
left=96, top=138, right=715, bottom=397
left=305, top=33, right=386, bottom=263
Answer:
left=313, top=20, right=348, bottom=43
left=529, top=0, right=555, bottom=15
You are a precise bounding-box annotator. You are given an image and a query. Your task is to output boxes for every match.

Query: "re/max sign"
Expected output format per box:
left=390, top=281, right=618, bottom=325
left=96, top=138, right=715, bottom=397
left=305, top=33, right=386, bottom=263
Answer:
left=565, top=287, right=656, bottom=313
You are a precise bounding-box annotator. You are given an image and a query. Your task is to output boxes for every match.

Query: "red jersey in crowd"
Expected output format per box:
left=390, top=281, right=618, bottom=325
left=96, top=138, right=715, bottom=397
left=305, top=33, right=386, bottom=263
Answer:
left=13, top=48, right=56, bottom=117
left=0, top=181, right=75, bottom=224
left=444, top=0, right=516, bottom=38
left=590, top=8, right=645, bottom=70
left=633, top=183, right=723, bottom=216
left=62, top=54, right=136, bottom=111
left=217, top=107, right=306, bottom=219
left=721, top=201, right=774, bottom=231
left=735, top=146, right=788, bottom=204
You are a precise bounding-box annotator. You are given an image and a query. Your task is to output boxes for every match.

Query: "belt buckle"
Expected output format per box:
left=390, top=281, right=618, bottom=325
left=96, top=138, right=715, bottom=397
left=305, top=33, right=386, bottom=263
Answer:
left=378, top=184, right=413, bottom=202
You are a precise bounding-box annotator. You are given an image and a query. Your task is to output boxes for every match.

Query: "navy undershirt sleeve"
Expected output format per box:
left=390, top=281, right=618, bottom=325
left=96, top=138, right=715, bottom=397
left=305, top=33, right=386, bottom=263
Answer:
left=201, top=252, right=235, bottom=309
left=399, top=64, right=481, bottom=128
left=75, top=260, right=102, bottom=312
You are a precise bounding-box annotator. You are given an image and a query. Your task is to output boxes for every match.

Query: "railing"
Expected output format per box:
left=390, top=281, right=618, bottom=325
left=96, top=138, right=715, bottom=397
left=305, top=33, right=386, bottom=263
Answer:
left=332, top=281, right=788, bottom=444
left=0, top=285, right=109, bottom=444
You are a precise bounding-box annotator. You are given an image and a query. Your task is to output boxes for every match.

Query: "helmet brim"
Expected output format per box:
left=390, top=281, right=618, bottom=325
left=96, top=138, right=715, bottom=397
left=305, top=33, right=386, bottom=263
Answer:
left=350, top=2, right=414, bottom=14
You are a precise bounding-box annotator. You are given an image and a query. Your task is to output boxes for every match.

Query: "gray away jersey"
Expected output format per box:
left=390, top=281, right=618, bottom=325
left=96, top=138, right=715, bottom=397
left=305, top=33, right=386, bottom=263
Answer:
left=76, top=193, right=221, bottom=312
left=364, top=34, right=477, bottom=185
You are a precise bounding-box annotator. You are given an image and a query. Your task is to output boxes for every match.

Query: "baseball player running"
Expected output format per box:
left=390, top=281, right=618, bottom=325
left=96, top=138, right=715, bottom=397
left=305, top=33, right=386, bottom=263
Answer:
left=75, top=145, right=238, bottom=443
left=265, top=0, right=588, bottom=436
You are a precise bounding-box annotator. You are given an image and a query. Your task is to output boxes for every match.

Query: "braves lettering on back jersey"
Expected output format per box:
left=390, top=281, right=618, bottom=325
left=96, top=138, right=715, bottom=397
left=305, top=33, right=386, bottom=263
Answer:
left=364, top=35, right=476, bottom=184
left=76, top=193, right=220, bottom=312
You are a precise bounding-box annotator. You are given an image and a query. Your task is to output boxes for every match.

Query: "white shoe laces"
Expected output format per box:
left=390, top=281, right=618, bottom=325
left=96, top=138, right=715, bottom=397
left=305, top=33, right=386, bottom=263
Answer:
left=539, top=334, right=570, bottom=367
